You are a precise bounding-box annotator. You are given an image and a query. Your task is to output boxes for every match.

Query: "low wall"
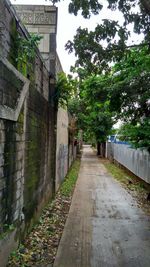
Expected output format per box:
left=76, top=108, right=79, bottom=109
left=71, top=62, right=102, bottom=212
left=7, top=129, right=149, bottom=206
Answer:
left=55, top=108, right=69, bottom=191
left=55, top=109, right=78, bottom=191
left=106, top=142, right=150, bottom=184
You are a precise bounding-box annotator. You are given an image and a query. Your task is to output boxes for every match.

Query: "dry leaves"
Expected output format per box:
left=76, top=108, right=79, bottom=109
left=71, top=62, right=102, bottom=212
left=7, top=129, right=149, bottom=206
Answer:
left=7, top=192, right=72, bottom=267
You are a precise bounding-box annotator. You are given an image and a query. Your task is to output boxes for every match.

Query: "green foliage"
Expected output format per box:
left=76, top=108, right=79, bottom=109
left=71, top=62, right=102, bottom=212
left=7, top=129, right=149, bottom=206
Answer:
left=9, top=20, right=42, bottom=76
left=60, top=158, right=80, bottom=196
left=55, top=72, right=78, bottom=107
left=83, top=76, right=113, bottom=137
left=68, top=74, right=114, bottom=143
left=68, top=0, right=103, bottom=18
left=68, top=46, right=150, bottom=151
left=64, top=0, right=150, bottom=74
left=8, top=157, right=81, bottom=267
left=17, top=34, right=42, bottom=63
left=51, top=0, right=103, bottom=18
left=103, top=160, right=149, bottom=194
left=110, top=46, right=150, bottom=123
left=16, top=34, right=42, bottom=76
left=108, top=46, right=150, bottom=151
left=118, top=119, right=150, bottom=152
left=53, top=0, right=150, bottom=22
left=0, top=224, right=15, bottom=240
left=58, top=0, right=150, bottom=150
left=104, top=161, right=132, bottom=184
left=68, top=97, right=86, bottom=130
left=66, top=21, right=129, bottom=74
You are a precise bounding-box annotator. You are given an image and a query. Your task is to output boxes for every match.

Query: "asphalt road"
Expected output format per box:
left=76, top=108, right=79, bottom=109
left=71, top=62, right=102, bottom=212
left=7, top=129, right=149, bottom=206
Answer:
left=54, top=145, right=150, bottom=267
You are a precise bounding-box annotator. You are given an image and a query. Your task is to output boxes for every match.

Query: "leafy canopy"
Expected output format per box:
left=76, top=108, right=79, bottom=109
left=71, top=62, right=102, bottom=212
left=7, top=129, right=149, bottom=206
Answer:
left=109, top=46, right=150, bottom=123
left=68, top=73, right=114, bottom=143
left=108, top=46, right=150, bottom=151
left=68, top=46, right=150, bottom=151
left=64, top=0, right=150, bottom=73
left=54, top=0, right=150, bottom=151
left=55, top=72, right=78, bottom=107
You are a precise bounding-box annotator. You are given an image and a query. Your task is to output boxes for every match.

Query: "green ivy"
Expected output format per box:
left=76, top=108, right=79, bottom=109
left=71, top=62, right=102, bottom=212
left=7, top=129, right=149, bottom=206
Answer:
left=55, top=72, right=78, bottom=108
left=16, top=34, right=42, bottom=76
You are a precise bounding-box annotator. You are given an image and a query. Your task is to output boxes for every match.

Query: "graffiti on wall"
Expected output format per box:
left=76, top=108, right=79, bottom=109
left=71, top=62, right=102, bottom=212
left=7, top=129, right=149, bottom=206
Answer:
left=57, top=144, right=68, bottom=185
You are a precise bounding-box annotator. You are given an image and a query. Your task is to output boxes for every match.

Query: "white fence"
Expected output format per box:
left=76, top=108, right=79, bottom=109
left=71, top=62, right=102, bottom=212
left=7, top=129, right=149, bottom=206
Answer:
left=106, top=143, right=150, bottom=184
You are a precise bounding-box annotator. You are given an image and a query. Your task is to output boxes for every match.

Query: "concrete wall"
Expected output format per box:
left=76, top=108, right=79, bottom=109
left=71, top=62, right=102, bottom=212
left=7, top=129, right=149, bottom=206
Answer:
left=0, top=1, right=77, bottom=265
left=0, top=1, right=57, bottom=265
left=15, top=4, right=61, bottom=78
left=68, top=115, right=77, bottom=168
left=14, top=4, right=57, bottom=73
left=14, top=4, right=71, bottom=193
left=55, top=108, right=69, bottom=191
left=106, top=143, right=150, bottom=184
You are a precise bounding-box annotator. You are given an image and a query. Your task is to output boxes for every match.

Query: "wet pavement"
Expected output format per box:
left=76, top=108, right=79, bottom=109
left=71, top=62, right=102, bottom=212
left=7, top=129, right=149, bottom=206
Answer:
left=54, top=145, right=150, bottom=267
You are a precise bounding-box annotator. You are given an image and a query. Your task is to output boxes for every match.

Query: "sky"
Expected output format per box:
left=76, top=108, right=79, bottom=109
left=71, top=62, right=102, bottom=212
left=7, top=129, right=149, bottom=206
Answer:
left=10, top=0, right=125, bottom=74
left=10, top=0, right=142, bottom=74
left=9, top=0, right=142, bottom=130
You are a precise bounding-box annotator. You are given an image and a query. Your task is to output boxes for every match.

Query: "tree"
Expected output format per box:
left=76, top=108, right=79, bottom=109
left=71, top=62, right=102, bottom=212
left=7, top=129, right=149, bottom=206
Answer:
left=64, top=0, right=150, bottom=73
left=68, top=74, right=114, bottom=155
left=68, top=46, right=150, bottom=152
left=52, top=0, right=150, bottom=18
left=55, top=0, right=150, bottom=152
left=66, top=22, right=130, bottom=74
left=109, top=46, right=150, bottom=123
left=55, top=72, right=78, bottom=107
left=118, top=120, right=150, bottom=152
left=108, top=46, right=150, bottom=151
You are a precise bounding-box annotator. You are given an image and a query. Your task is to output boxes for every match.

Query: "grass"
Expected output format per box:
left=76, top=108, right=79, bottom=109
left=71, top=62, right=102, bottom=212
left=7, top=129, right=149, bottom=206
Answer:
left=102, top=160, right=150, bottom=216
left=60, top=158, right=80, bottom=196
left=104, top=162, right=129, bottom=184
left=7, top=157, right=81, bottom=267
left=0, top=224, right=15, bottom=240
left=103, top=160, right=149, bottom=193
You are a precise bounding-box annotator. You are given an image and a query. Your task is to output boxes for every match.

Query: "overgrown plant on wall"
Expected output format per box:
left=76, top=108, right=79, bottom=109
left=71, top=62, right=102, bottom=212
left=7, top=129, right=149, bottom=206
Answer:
left=9, top=26, right=42, bottom=77
left=17, top=34, right=42, bottom=76
left=55, top=72, right=78, bottom=107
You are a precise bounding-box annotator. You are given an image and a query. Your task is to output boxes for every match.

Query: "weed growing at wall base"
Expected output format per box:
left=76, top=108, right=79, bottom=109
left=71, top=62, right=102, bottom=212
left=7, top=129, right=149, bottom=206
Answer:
left=60, top=158, right=80, bottom=196
left=7, top=158, right=81, bottom=267
left=0, top=224, right=15, bottom=240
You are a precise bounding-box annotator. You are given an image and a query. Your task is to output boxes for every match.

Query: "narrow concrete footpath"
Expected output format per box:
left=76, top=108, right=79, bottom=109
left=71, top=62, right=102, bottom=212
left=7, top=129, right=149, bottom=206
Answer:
left=54, top=145, right=150, bottom=267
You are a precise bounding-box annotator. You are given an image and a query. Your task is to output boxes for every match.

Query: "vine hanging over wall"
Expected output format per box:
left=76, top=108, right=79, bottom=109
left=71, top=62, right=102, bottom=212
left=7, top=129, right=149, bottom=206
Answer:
left=17, top=34, right=42, bottom=76
left=9, top=20, right=42, bottom=77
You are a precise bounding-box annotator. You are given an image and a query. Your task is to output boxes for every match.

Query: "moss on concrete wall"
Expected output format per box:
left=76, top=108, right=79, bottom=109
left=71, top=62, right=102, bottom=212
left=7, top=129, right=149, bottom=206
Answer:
left=3, top=121, right=16, bottom=225
left=0, top=2, right=57, bottom=265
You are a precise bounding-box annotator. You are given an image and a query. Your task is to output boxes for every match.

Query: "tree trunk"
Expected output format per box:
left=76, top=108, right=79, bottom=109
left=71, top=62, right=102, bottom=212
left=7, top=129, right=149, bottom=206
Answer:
left=97, top=141, right=101, bottom=155
left=97, top=142, right=106, bottom=157
left=101, top=142, right=106, bottom=157
left=141, top=0, right=150, bottom=14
